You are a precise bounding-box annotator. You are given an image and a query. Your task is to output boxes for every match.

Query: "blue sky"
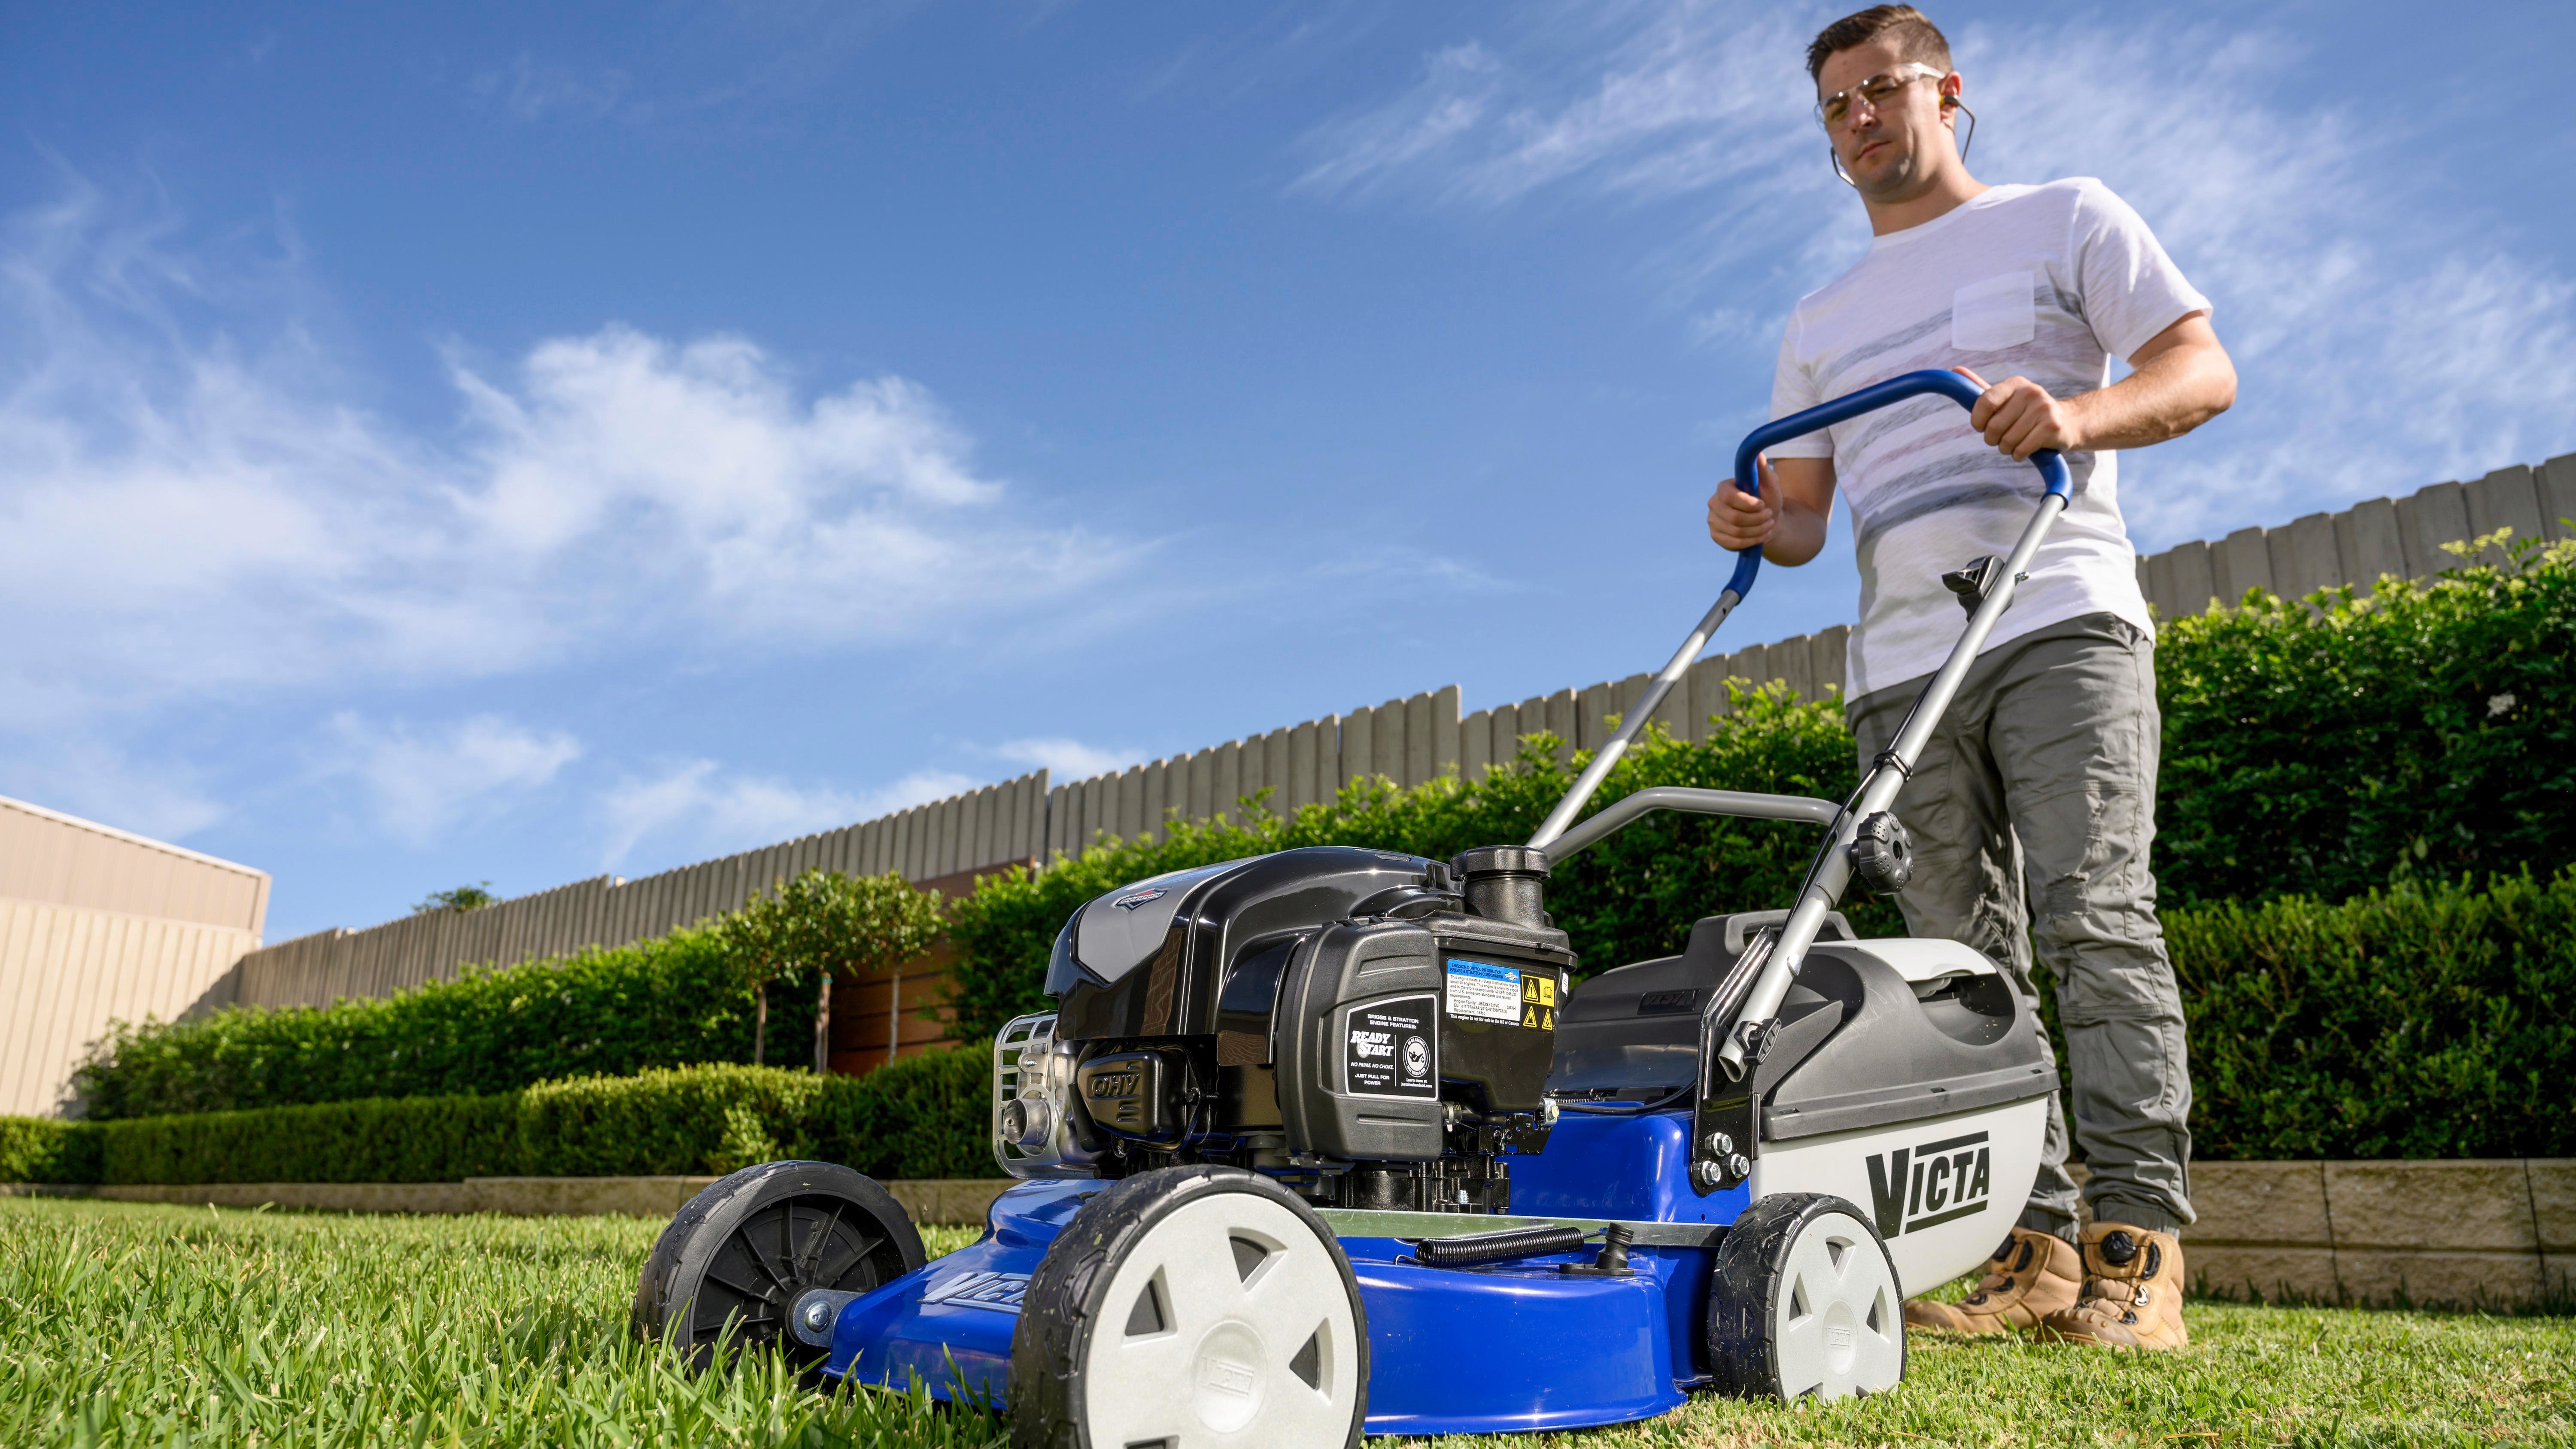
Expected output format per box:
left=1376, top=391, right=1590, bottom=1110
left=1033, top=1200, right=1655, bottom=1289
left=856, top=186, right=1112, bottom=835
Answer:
left=5, top=0, right=2571, bottom=942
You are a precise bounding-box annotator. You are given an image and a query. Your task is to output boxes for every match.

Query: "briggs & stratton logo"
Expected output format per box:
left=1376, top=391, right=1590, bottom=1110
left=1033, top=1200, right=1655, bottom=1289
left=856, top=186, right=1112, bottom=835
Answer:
left=1111, top=888, right=1168, bottom=911
left=1864, top=1130, right=1991, bottom=1238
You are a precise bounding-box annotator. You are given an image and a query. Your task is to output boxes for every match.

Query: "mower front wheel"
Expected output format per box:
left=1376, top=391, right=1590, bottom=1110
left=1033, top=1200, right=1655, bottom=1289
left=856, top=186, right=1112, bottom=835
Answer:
left=631, top=1159, right=926, bottom=1369
left=1706, top=1192, right=1905, bottom=1400
left=1011, top=1165, right=1367, bottom=1449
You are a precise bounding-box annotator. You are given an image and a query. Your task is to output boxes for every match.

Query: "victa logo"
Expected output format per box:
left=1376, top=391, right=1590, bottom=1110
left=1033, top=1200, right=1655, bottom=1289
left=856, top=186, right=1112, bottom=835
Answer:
left=922, top=1270, right=1029, bottom=1313
left=1864, top=1130, right=1992, bottom=1239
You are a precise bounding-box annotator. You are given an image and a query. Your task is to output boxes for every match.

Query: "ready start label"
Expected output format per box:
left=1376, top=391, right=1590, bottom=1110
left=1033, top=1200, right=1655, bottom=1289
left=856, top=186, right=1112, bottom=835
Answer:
left=1445, top=958, right=1557, bottom=1030
left=1344, top=996, right=1436, bottom=1100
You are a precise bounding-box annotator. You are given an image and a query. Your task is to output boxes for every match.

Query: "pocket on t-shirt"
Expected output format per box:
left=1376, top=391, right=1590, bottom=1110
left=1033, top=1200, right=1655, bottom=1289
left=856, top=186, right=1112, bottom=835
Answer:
left=1951, top=270, right=2037, bottom=352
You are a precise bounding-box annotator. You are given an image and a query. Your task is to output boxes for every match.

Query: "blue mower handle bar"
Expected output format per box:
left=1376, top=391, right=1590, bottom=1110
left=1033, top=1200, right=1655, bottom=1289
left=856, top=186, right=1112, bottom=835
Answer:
left=1720, top=368, right=2073, bottom=604
left=1524, top=369, right=2072, bottom=854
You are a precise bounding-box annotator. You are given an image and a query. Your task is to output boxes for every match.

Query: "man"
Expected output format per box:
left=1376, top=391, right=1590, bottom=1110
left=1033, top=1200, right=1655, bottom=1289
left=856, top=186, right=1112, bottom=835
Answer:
left=1706, top=5, right=2236, bottom=1351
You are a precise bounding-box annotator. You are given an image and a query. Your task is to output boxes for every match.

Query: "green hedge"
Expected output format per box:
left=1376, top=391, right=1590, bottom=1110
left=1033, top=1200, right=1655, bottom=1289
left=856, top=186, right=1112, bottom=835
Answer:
left=0, top=1116, right=102, bottom=1185
left=2157, top=537, right=2575, bottom=908
left=2172, top=868, right=2576, bottom=1160
left=100, top=1094, right=525, bottom=1185
left=73, top=925, right=818, bottom=1120
left=4, top=1048, right=1002, bottom=1188
left=55, top=545, right=2576, bottom=1165
left=12, top=875, right=2572, bottom=1176
left=951, top=547, right=2576, bottom=1042
left=517, top=1049, right=998, bottom=1181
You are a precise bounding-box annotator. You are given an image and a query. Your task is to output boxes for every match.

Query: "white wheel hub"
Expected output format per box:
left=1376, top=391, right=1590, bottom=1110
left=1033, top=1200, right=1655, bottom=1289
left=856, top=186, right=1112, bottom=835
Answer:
left=1079, top=1191, right=1359, bottom=1448
left=1774, top=1209, right=1903, bottom=1399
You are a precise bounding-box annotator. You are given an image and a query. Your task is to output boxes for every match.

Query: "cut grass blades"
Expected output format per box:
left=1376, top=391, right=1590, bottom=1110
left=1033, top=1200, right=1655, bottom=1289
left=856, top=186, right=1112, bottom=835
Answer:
left=0, top=1197, right=996, bottom=1448
left=3, top=1199, right=2568, bottom=1447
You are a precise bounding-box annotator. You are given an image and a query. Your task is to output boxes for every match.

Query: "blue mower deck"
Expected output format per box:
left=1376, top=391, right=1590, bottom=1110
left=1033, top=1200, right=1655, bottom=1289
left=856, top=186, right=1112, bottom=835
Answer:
left=825, top=1110, right=1747, bottom=1435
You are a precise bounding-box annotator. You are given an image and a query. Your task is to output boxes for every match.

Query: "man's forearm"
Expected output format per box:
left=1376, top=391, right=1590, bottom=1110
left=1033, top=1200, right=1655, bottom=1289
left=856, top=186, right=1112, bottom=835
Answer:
left=2069, top=337, right=2236, bottom=451
left=1762, top=501, right=1833, bottom=567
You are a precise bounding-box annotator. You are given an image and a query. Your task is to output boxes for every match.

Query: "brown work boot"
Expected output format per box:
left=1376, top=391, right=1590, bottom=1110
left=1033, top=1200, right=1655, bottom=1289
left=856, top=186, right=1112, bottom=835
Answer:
left=1902, top=1225, right=2081, bottom=1336
left=2039, top=1221, right=2189, bottom=1349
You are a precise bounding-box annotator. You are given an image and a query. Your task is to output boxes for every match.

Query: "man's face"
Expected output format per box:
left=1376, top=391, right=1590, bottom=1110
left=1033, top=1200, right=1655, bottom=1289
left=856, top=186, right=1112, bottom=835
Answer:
left=1815, top=38, right=1956, bottom=197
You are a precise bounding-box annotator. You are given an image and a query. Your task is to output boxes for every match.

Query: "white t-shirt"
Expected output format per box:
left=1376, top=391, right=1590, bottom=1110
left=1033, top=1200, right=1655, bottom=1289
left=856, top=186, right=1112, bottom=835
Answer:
left=1767, top=178, right=2211, bottom=700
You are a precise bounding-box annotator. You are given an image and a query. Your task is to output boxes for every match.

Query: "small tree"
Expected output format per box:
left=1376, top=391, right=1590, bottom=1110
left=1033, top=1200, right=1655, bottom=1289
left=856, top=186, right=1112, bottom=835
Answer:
left=413, top=881, right=499, bottom=914
left=717, top=870, right=945, bottom=1072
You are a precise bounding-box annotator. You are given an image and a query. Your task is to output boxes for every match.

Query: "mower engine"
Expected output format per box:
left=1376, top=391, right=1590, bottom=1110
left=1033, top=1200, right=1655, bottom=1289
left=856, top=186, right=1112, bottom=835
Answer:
left=993, top=844, right=1570, bottom=1212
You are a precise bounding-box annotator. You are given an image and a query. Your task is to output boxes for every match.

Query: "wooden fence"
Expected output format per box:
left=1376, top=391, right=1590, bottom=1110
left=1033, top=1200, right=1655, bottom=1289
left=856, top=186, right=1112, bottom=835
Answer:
left=2133, top=461, right=2568, bottom=616
left=237, top=775, right=1049, bottom=1010
left=226, top=450, right=2576, bottom=1039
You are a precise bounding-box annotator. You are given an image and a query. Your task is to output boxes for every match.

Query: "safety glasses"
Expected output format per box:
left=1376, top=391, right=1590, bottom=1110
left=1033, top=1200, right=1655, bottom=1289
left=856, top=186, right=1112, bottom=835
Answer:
left=1815, top=62, right=1946, bottom=129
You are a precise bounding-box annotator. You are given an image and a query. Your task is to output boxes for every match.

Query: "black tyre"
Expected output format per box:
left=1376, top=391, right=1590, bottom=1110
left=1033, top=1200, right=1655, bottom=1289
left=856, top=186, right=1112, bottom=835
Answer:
left=1010, top=1165, right=1367, bottom=1449
left=1707, top=1192, right=1905, bottom=1400
left=632, top=1159, right=926, bottom=1368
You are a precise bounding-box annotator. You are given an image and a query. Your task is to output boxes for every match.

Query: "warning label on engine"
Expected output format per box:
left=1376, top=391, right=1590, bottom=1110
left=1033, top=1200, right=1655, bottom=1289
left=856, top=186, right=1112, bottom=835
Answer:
left=1444, top=958, right=1524, bottom=1024
left=1343, top=996, right=1437, bottom=1100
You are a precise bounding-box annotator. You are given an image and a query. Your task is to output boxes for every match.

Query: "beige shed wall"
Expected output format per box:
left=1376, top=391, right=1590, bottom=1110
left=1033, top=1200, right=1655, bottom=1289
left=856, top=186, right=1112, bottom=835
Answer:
left=0, top=795, right=270, bottom=1118
left=0, top=900, right=260, bottom=1116
left=0, top=796, right=269, bottom=932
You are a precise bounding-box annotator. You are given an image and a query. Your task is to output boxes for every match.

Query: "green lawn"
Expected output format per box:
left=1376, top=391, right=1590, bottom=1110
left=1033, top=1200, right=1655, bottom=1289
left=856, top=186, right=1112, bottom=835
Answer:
left=1, top=1198, right=2564, bottom=1447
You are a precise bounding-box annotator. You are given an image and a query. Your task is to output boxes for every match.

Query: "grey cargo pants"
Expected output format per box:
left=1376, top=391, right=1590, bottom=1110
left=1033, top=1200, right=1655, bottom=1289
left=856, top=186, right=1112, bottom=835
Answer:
left=1847, top=612, right=2193, bottom=1236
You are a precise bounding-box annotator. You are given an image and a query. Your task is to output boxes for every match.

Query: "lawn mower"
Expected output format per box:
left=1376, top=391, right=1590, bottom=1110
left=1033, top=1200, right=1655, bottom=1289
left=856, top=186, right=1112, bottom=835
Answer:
left=634, top=370, right=2072, bottom=1444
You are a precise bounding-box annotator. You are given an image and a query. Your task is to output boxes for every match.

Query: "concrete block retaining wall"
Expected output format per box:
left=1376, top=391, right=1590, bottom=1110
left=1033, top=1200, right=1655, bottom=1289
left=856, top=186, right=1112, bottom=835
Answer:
left=13, top=1160, right=2572, bottom=1309
left=2181, top=1160, right=2573, bottom=1309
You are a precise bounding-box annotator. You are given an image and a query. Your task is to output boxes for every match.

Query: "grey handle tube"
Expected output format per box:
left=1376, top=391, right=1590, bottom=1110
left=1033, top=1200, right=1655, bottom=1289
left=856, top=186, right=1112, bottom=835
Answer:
left=1528, top=590, right=1744, bottom=850
left=1543, top=787, right=1841, bottom=862
left=1714, top=490, right=2070, bottom=1080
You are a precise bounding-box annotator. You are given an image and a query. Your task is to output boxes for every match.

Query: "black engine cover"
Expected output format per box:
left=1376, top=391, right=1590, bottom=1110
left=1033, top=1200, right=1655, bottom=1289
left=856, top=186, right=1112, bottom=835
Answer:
left=1048, top=847, right=1436, bottom=1042
left=1274, top=915, right=1571, bottom=1162
left=1045, top=845, right=1574, bottom=1174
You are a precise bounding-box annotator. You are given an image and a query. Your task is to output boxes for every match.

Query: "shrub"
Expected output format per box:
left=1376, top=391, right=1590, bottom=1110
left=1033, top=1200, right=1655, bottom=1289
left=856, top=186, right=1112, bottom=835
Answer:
left=59, top=541, right=2576, bottom=1159
left=714, top=870, right=945, bottom=1073
left=2155, top=537, right=2576, bottom=910
left=11, top=867, right=2571, bottom=1175
left=11, top=1048, right=1005, bottom=1187
left=519, top=1064, right=831, bottom=1178
left=0, top=1117, right=102, bottom=1185
left=811, top=1044, right=998, bottom=1181
left=99, top=1094, right=523, bottom=1185
left=73, top=925, right=818, bottom=1120
left=2169, top=867, right=2576, bottom=1161
left=515, top=1051, right=1002, bottom=1180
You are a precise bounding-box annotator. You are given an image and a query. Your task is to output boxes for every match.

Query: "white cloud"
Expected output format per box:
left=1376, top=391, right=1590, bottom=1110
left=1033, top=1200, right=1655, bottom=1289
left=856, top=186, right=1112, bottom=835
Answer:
left=470, top=54, right=632, bottom=123
left=990, top=737, right=1145, bottom=780
left=598, top=760, right=974, bottom=869
left=323, top=713, right=582, bottom=848
left=322, top=711, right=585, bottom=845
left=0, top=741, right=224, bottom=844
left=0, top=176, right=1145, bottom=728
left=1294, top=3, right=2576, bottom=547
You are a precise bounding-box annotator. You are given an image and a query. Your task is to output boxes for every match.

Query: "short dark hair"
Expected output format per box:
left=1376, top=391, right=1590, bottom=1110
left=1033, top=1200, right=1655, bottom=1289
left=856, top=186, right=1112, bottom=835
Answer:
left=1806, top=5, right=1953, bottom=83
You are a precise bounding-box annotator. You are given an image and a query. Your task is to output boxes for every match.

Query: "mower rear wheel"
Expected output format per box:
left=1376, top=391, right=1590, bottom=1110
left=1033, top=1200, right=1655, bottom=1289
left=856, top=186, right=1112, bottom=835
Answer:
left=631, top=1159, right=925, bottom=1369
left=1011, top=1165, right=1367, bottom=1449
left=1707, top=1192, right=1905, bottom=1400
